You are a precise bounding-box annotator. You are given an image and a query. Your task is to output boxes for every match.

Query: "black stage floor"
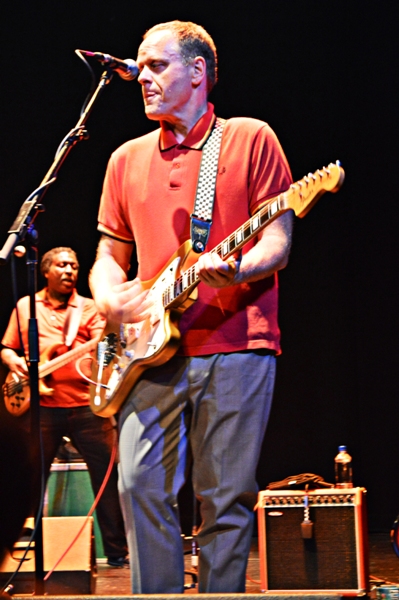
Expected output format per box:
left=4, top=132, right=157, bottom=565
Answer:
left=7, top=532, right=398, bottom=598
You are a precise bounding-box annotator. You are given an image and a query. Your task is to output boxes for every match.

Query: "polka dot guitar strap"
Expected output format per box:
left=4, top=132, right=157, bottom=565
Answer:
left=190, top=117, right=226, bottom=253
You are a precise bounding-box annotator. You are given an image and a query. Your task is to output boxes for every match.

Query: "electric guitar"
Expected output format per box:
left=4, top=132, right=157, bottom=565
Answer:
left=90, top=161, right=345, bottom=418
left=3, top=338, right=98, bottom=416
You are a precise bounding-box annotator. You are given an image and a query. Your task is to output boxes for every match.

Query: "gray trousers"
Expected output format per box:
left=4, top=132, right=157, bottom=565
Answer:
left=118, top=351, right=276, bottom=593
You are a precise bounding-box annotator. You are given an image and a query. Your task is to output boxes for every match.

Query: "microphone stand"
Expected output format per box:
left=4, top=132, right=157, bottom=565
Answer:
left=0, top=67, right=115, bottom=595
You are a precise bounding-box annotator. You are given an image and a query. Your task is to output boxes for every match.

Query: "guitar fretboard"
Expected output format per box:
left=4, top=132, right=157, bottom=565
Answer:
left=162, top=194, right=287, bottom=308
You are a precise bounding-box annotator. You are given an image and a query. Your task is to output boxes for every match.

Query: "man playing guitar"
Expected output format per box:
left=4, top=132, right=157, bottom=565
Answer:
left=1, top=247, right=128, bottom=567
left=89, top=21, right=293, bottom=593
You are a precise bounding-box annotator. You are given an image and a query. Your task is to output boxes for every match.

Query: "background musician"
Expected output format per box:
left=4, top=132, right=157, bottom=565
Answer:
left=0, top=246, right=128, bottom=568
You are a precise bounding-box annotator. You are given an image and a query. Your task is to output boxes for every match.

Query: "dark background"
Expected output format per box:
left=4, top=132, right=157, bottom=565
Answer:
left=0, top=1, right=398, bottom=532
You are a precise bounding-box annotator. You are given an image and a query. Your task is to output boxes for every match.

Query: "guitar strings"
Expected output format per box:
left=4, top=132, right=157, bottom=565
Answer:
left=162, top=199, right=276, bottom=309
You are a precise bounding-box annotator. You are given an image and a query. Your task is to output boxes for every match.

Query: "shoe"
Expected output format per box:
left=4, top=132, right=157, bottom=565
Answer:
left=107, top=556, right=130, bottom=568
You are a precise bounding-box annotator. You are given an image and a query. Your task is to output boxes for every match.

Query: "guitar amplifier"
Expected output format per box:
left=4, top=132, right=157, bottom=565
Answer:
left=0, top=516, right=96, bottom=594
left=257, top=487, right=369, bottom=595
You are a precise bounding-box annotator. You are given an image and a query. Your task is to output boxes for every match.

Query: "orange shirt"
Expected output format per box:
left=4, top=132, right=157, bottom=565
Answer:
left=98, top=104, right=292, bottom=355
left=1, top=288, right=105, bottom=407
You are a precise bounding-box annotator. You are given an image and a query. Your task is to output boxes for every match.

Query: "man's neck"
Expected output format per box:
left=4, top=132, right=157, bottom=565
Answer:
left=162, top=102, right=208, bottom=144
left=46, top=288, right=73, bottom=308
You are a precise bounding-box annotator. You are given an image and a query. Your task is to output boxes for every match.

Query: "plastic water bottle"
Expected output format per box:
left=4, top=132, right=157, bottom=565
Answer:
left=334, top=445, right=353, bottom=488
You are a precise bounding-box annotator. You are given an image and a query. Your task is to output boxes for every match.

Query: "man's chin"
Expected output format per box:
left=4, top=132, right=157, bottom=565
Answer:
left=59, top=283, right=75, bottom=294
left=145, top=114, right=161, bottom=122
left=144, top=106, right=162, bottom=120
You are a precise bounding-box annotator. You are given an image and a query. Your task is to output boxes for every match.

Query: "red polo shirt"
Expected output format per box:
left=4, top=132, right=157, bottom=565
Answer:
left=98, top=103, right=292, bottom=355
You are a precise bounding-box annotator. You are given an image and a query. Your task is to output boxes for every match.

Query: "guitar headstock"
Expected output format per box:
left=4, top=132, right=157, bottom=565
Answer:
left=287, top=161, right=345, bottom=218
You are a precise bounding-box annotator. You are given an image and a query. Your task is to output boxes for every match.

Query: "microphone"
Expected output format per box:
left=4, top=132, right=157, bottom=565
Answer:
left=78, top=50, right=139, bottom=81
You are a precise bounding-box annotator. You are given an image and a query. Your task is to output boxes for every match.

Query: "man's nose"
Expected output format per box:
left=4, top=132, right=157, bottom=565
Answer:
left=138, top=66, right=151, bottom=84
left=65, top=264, right=73, bottom=273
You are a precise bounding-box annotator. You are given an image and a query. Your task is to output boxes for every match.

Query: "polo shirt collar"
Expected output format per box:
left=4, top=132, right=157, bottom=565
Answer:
left=159, top=103, right=216, bottom=151
left=37, top=287, right=79, bottom=307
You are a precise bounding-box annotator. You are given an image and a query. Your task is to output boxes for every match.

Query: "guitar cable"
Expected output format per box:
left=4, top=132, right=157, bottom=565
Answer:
left=43, top=434, right=118, bottom=581
left=75, top=354, right=111, bottom=391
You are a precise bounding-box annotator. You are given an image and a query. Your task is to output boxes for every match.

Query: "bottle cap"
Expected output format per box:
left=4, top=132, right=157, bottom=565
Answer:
left=338, top=445, right=347, bottom=452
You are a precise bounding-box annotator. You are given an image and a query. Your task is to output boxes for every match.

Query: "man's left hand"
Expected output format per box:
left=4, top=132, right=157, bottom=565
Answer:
left=196, top=252, right=240, bottom=288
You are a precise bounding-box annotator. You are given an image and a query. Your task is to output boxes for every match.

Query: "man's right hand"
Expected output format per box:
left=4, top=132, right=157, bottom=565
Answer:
left=0, top=349, right=28, bottom=379
left=90, top=236, right=154, bottom=326
left=98, top=277, right=153, bottom=326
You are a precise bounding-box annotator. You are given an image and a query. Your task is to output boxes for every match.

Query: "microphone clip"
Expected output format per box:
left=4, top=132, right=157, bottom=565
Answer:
left=77, top=49, right=139, bottom=81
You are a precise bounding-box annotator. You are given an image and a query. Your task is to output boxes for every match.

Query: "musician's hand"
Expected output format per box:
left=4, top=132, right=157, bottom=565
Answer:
left=0, top=349, right=28, bottom=379
left=197, top=252, right=241, bottom=288
left=98, top=278, right=153, bottom=325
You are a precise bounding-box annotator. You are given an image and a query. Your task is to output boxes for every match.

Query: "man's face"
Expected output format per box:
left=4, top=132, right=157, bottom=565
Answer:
left=44, top=251, right=78, bottom=295
left=137, top=30, right=195, bottom=123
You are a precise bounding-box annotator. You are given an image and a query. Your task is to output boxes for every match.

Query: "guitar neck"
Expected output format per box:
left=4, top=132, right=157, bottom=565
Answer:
left=38, top=338, right=98, bottom=379
left=163, top=162, right=344, bottom=310
left=164, top=193, right=288, bottom=308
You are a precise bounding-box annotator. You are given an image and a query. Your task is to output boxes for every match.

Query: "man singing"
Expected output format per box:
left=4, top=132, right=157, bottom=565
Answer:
left=90, top=21, right=293, bottom=592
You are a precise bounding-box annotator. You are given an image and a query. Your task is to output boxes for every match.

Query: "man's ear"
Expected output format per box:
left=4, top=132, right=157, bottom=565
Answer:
left=191, top=56, right=207, bottom=87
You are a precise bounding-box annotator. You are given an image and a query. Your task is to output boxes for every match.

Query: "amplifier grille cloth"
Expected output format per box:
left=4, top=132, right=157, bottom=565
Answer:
left=265, top=505, right=357, bottom=589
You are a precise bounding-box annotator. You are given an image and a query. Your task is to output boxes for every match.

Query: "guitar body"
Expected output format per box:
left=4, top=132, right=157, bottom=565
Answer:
left=2, top=372, right=30, bottom=417
left=90, top=162, right=345, bottom=418
left=2, top=343, right=65, bottom=417
left=90, top=240, right=198, bottom=417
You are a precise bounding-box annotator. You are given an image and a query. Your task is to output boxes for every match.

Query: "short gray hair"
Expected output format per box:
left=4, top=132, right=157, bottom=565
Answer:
left=144, top=20, right=218, bottom=93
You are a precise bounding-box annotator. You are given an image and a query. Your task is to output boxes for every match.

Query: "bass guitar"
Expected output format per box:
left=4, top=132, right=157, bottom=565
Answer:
left=90, top=161, right=345, bottom=418
left=3, top=338, right=98, bottom=416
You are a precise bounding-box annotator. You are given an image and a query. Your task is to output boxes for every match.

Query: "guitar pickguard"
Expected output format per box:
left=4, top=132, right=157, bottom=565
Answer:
left=91, top=256, right=185, bottom=415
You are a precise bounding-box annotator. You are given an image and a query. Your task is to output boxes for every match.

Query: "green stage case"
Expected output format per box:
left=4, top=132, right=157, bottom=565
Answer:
left=45, top=461, right=105, bottom=558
